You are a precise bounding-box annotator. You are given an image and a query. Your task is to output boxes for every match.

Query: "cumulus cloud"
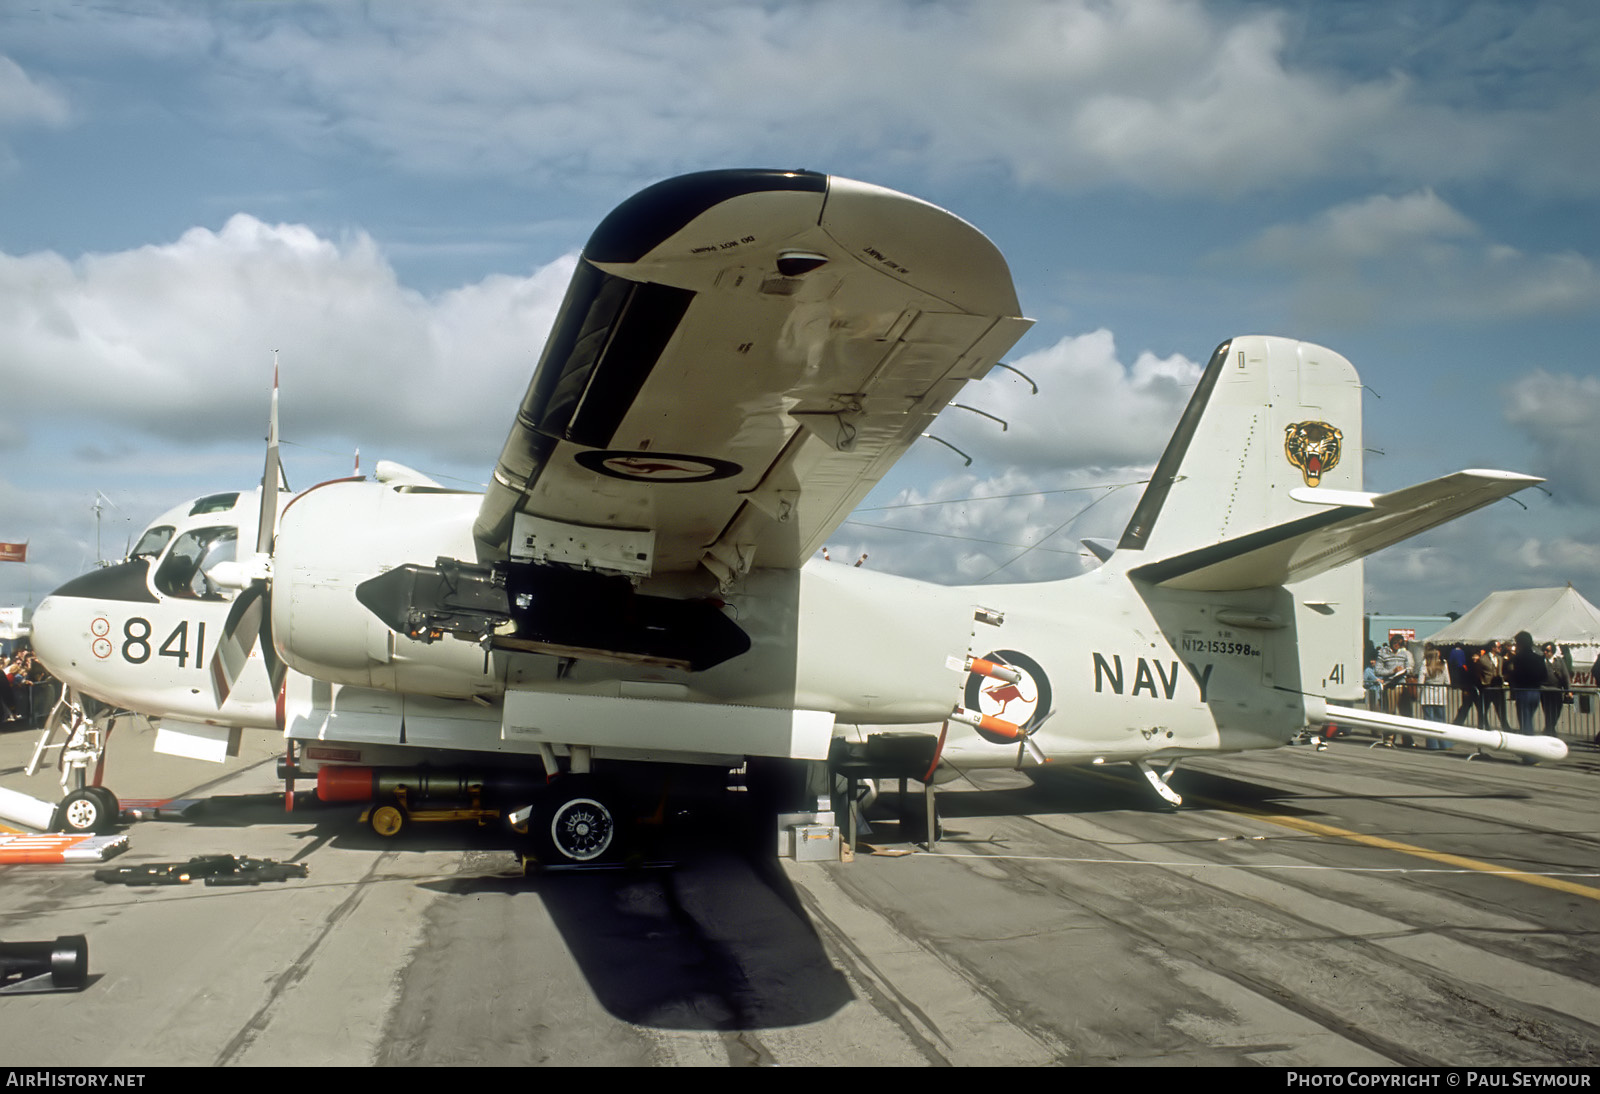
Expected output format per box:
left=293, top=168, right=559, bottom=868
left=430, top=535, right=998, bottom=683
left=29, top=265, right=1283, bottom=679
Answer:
left=1241, top=190, right=1600, bottom=326
left=1366, top=507, right=1600, bottom=615
left=937, top=328, right=1202, bottom=470
left=0, top=217, right=576, bottom=464
left=829, top=465, right=1148, bottom=586
left=820, top=329, right=1200, bottom=584
left=13, top=1, right=1591, bottom=197
left=1503, top=369, right=1600, bottom=506
left=1252, top=190, right=1477, bottom=261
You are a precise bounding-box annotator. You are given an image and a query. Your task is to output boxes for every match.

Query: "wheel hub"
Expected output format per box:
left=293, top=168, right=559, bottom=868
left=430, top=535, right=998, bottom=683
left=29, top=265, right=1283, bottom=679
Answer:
left=64, top=799, right=98, bottom=829
left=551, top=798, right=613, bottom=861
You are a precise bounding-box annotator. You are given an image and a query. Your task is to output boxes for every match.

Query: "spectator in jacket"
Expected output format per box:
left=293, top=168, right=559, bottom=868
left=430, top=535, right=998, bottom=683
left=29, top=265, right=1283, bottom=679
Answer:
left=1449, top=643, right=1480, bottom=727
left=1477, top=640, right=1511, bottom=730
left=1541, top=643, right=1572, bottom=735
left=1506, top=631, right=1549, bottom=736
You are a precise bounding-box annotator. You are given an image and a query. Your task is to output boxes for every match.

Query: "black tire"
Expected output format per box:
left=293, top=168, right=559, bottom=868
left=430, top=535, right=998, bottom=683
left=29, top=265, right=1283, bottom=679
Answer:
left=54, top=789, right=112, bottom=834
left=85, top=786, right=119, bottom=821
left=545, top=784, right=617, bottom=863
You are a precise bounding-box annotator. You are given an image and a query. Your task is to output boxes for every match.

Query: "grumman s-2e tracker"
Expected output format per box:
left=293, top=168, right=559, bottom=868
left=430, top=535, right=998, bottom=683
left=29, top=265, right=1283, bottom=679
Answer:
left=29, top=169, right=1561, bottom=863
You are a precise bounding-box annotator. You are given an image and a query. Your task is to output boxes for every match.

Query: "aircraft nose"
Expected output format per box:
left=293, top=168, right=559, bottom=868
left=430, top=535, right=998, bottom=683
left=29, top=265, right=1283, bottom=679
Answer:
left=28, top=594, right=78, bottom=679
left=34, top=586, right=100, bottom=646
left=29, top=557, right=157, bottom=682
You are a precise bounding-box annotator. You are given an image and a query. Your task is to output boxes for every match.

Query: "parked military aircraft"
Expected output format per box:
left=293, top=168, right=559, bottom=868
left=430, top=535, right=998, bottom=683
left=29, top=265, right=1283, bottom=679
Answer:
left=29, top=169, right=1561, bottom=860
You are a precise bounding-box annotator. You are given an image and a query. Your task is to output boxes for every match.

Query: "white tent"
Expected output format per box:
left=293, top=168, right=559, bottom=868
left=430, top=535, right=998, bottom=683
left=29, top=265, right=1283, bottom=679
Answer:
left=1424, top=586, right=1600, bottom=679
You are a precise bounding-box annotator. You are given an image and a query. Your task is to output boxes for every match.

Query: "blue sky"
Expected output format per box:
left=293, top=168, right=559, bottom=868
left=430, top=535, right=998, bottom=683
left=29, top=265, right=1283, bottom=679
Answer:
left=2, top=0, right=1597, bottom=617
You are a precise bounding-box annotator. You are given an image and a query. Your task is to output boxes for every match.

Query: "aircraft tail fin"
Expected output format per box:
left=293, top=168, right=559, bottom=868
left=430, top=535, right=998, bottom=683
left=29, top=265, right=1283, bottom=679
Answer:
left=1114, top=335, right=1536, bottom=703
left=1117, top=336, right=1366, bottom=561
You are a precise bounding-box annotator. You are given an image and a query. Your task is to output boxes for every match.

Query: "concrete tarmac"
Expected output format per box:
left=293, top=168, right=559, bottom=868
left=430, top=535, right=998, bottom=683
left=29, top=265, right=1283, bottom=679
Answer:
left=1, top=717, right=1597, bottom=1067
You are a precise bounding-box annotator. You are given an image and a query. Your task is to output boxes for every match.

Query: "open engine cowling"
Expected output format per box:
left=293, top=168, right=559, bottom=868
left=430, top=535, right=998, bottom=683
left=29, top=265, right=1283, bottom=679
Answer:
left=271, top=479, right=750, bottom=694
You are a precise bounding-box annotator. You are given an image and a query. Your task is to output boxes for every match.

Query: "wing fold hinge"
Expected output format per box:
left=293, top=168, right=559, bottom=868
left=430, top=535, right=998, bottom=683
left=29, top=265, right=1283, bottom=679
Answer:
left=701, top=540, right=756, bottom=592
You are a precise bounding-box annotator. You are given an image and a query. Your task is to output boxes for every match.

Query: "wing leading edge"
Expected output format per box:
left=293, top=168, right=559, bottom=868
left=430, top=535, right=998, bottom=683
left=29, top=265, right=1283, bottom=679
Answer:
left=475, top=169, right=1032, bottom=586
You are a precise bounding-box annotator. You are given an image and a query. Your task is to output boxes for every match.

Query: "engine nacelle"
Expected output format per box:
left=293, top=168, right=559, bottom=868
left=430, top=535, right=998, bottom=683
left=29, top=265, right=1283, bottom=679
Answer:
left=273, top=479, right=752, bottom=696
left=271, top=481, right=496, bottom=696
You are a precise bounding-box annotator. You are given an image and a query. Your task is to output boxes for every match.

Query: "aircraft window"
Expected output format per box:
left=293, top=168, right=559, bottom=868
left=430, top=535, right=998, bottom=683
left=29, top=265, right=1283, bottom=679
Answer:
left=154, top=526, right=239, bottom=600
left=129, top=526, right=174, bottom=559
left=189, top=493, right=240, bottom=516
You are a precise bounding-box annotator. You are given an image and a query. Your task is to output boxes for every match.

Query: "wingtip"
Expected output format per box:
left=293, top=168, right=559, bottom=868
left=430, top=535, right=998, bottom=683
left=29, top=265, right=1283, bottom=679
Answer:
left=1459, top=468, right=1544, bottom=484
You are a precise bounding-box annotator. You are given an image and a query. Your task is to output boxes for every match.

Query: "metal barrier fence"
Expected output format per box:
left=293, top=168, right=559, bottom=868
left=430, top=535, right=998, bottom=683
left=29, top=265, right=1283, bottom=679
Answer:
left=2, top=678, right=59, bottom=730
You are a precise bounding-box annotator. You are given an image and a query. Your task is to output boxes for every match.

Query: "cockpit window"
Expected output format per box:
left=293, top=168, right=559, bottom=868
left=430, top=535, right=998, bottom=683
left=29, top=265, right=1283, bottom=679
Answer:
left=129, top=525, right=174, bottom=560
left=154, top=526, right=239, bottom=600
left=189, top=493, right=240, bottom=516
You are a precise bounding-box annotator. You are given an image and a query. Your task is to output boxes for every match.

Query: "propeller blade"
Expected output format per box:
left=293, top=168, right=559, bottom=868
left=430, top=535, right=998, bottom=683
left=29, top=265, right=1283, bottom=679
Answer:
left=211, top=584, right=265, bottom=707
left=258, top=586, right=284, bottom=693
left=214, top=357, right=289, bottom=711
left=257, top=358, right=281, bottom=556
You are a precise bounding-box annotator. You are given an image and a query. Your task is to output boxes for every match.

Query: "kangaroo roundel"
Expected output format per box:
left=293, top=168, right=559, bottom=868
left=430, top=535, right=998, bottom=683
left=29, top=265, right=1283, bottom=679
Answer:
left=964, top=650, right=1052, bottom=740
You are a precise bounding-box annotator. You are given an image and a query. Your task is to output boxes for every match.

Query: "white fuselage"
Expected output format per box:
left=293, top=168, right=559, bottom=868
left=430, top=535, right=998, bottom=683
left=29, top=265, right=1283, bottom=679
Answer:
left=33, top=478, right=1337, bottom=771
left=277, top=480, right=1327, bottom=767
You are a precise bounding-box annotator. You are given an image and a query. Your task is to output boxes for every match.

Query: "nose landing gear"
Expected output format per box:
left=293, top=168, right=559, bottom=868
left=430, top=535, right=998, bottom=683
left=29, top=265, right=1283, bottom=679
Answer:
left=54, top=786, right=121, bottom=834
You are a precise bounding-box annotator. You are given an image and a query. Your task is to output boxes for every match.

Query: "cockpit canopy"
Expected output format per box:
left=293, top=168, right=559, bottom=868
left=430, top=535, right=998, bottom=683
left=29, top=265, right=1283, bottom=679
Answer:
left=127, top=491, right=259, bottom=603
left=153, top=525, right=239, bottom=600
left=130, top=525, right=174, bottom=560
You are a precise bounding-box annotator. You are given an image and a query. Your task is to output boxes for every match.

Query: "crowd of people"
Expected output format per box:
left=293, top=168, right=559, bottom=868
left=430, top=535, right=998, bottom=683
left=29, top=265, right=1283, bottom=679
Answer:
left=1363, top=632, right=1596, bottom=745
left=1, top=647, right=58, bottom=729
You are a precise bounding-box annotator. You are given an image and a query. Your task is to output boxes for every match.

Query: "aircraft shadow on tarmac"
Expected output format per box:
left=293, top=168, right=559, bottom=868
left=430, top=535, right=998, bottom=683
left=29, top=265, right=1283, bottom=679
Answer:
left=920, top=763, right=1302, bottom=823
left=152, top=791, right=853, bottom=1031
left=433, top=855, right=853, bottom=1031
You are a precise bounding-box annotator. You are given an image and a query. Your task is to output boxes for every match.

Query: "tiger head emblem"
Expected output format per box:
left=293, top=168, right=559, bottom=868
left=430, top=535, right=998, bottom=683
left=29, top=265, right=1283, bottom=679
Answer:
left=1284, top=421, right=1342, bottom=487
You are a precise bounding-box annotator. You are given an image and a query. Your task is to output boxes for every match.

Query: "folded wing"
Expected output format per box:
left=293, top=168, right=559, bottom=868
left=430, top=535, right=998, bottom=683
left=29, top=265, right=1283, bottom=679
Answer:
left=474, top=170, right=1032, bottom=586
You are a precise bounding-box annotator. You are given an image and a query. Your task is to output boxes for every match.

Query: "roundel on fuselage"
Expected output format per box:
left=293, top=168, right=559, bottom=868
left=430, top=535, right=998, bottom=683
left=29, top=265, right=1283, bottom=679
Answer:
left=963, top=650, right=1052, bottom=736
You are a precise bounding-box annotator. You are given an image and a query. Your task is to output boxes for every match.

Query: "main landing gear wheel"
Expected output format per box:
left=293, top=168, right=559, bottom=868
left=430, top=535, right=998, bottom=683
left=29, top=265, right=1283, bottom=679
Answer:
left=54, top=788, right=116, bottom=834
left=546, top=789, right=616, bottom=863
left=370, top=803, right=408, bottom=839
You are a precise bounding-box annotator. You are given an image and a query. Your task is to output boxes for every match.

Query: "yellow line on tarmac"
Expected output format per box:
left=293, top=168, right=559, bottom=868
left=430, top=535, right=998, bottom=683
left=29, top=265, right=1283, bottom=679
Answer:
left=1225, top=804, right=1600, bottom=903
left=1074, top=766, right=1600, bottom=902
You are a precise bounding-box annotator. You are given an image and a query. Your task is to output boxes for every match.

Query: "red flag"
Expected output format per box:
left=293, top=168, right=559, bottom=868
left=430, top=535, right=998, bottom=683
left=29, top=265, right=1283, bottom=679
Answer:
left=0, top=542, right=26, bottom=563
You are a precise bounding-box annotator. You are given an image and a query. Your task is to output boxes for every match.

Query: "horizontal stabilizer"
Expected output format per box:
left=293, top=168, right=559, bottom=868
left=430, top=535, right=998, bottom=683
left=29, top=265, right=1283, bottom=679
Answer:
left=1129, top=469, right=1541, bottom=591
left=1310, top=705, right=1568, bottom=763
